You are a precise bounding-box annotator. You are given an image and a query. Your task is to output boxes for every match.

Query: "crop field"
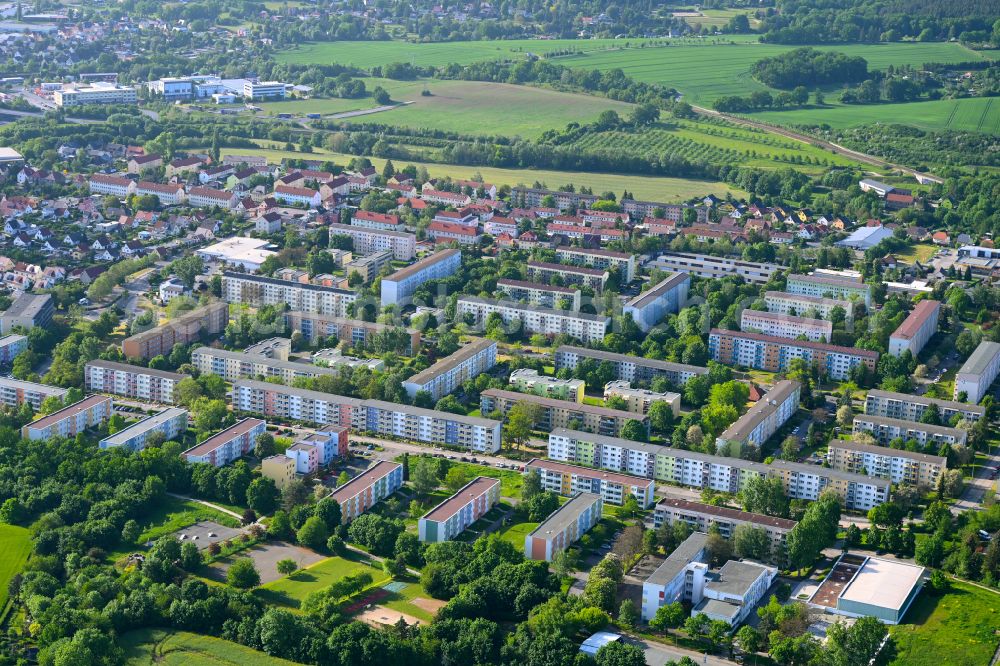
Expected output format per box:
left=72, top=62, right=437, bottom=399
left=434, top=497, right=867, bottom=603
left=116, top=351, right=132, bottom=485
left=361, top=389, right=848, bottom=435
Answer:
left=122, top=628, right=301, bottom=666
left=0, top=525, right=30, bottom=612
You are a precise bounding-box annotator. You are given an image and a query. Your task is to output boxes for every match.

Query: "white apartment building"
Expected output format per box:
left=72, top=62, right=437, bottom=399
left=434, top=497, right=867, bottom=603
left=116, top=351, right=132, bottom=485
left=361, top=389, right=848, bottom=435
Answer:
left=740, top=309, right=832, bottom=342
left=623, top=272, right=690, bottom=332
left=402, top=337, right=497, bottom=401
left=525, top=457, right=656, bottom=508
left=223, top=271, right=357, bottom=317
left=555, top=247, right=637, bottom=283
left=182, top=418, right=267, bottom=467
left=98, top=407, right=188, bottom=452
left=650, top=252, right=781, bottom=285
left=135, top=181, right=186, bottom=206
left=21, top=395, right=113, bottom=441
left=326, top=222, right=416, bottom=260
left=54, top=82, right=137, bottom=107
left=954, top=340, right=1000, bottom=404
left=457, top=296, right=609, bottom=344
left=362, top=400, right=502, bottom=453
left=764, top=290, right=853, bottom=322
left=641, top=533, right=709, bottom=621
left=852, top=414, right=967, bottom=448
left=786, top=273, right=872, bottom=308
left=510, top=369, right=586, bottom=402
left=0, top=377, right=67, bottom=409
left=88, top=174, right=135, bottom=197
left=767, top=460, right=890, bottom=511
left=187, top=186, right=238, bottom=210
left=888, top=299, right=940, bottom=358
left=496, top=279, right=582, bottom=310
left=85, top=360, right=185, bottom=404
left=381, top=249, right=461, bottom=306
left=715, top=380, right=801, bottom=456
left=243, top=80, right=286, bottom=99
left=274, top=184, right=321, bottom=208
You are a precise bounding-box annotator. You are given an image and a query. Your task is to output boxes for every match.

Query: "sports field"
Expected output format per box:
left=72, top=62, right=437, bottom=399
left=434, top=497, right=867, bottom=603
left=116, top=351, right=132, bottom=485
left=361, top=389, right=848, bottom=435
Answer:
left=122, top=628, right=301, bottom=666
left=0, top=525, right=30, bottom=612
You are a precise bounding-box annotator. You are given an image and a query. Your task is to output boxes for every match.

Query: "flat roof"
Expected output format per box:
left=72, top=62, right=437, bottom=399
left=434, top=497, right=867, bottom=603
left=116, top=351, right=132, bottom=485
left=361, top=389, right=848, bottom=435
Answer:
left=422, top=476, right=500, bottom=522
left=233, top=378, right=365, bottom=405
left=832, top=438, right=948, bottom=465
left=957, top=340, right=1000, bottom=377
left=706, top=560, right=773, bottom=597
left=404, top=337, right=495, bottom=386
left=329, top=460, right=401, bottom=502
left=890, top=299, right=941, bottom=341
left=695, top=598, right=741, bottom=620
left=764, top=290, right=852, bottom=308
left=460, top=296, right=611, bottom=323
left=527, top=492, right=601, bottom=540
left=656, top=498, right=797, bottom=530
left=741, top=309, right=832, bottom=328
left=555, top=345, right=708, bottom=376
left=0, top=147, right=24, bottom=161
left=26, top=394, right=110, bottom=430
left=182, top=417, right=264, bottom=457
left=364, top=398, right=502, bottom=428
left=2, top=292, right=51, bottom=319
left=788, top=273, right=869, bottom=291
left=526, top=456, right=654, bottom=488
left=604, top=380, right=679, bottom=401
left=482, top=389, right=635, bottom=419
left=838, top=556, right=925, bottom=611
left=711, top=328, right=879, bottom=360
left=384, top=248, right=460, bottom=283
left=193, top=346, right=345, bottom=377
left=626, top=272, right=688, bottom=310
left=718, top=380, right=800, bottom=443
left=557, top=246, right=632, bottom=260
left=327, top=222, right=414, bottom=240
left=222, top=271, right=354, bottom=296
left=853, top=414, right=965, bottom=439
left=528, top=260, right=607, bottom=277
left=497, top=278, right=579, bottom=295
left=866, top=389, right=986, bottom=416
left=100, top=407, right=187, bottom=446
left=0, top=333, right=26, bottom=345
left=86, top=359, right=186, bottom=381
left=768, top=459, right=890, bottom=488
left=646, top=532, right=709, bottom=586
left=0, top=377, right=67, bottom=396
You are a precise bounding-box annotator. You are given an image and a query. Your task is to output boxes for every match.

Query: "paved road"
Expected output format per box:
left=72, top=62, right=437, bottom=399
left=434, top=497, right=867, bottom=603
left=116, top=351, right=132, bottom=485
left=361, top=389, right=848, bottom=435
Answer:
left=328, top=102, right=412, bottom=119
left=955, top=440, right=998, bottom=513
left=627, top=636, right=737, bottom=666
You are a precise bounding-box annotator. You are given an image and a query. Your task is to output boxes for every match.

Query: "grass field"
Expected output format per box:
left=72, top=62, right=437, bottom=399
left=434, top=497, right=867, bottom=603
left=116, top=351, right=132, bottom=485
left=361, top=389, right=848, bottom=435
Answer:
left=895, top=243, right=939, bottom=264
left=380, top=579, right=438, bottom=623
left=109, top=496, right=239, bottom=559
left=498, top=521, right=538, bottom=550
left=889, top=581, right=1000, bottom=666
left=216, top=145, right=746, bottom=201
left=0, top=525, right=30, bottom=612
left=121, top=628, right=301, bottom=666
left=258, top=554, right=389, bottom=609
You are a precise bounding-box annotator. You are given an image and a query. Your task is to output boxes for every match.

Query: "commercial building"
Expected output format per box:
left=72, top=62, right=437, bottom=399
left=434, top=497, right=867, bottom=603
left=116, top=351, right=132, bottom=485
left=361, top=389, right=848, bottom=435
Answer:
left=715, top=380, right=800, bottom=456
left=653, top=499, right=796, bottom=565
left=191, top=346, right=346, bottom=384
left=864, top=389, right=985, bottom=423
left=0, top=377, right=67, bottom=409
left=344, top=250, right=393, bottom=284
left=0, top=334, right=26, bottom=364
left=496, top=279, right=581, bottom=310
left=98, top=407, right=188, bottom=451
left=524, top=492, right=603, bottom=561
left=526, top=261, right=608, bottom=291
left=829, top=439, right=946, bottom=487
left=84, top=360, right=186, bottom=404
left=325, top=222, right=416, bottom=260
left=623, top=272, right=690, bottom=332
left=555, top=247, right=637, bottom=282
left=852, top=414, right=967, bottom=448
left=457, top=297, right=610, bottom=344
left=786, top=273, right=872, bottom=308
left=641, top=532, right=709, bottom=621
left=329, top=460, right=404, bottom=522
left=740, top=310, right=832, bottom=343
left=122, top=302, right=228, bottom=360
left=509, top=369, right=585, bottom=402
left=196, top=237, right=277, bottom=272
left=954, top=340, right=1000, bottom=404
left=767, top=460, right=890, bottom=511
left=223, top=272, right=357, bottom=317
left=554, top=346, right=708, bottom=387
left=481, top=389, right=644, bottom=438
left=525, top=458, right=655, bottom=507
left=402, top=338, right=497, bottom=401
left=363, top=400, right=502, bottom=453
left=603, top=381, right=681, bottom=417
left=0, top=293, right=53, bottom=334
left=418, top=476, right=501, bottom=543
left=380, top=249, right=462, bottom=306
left=262, top=454, right=297, bottom=490
left=697, top=561, right=777, bottom=627
left=182, top=418, right=267, bottom=467
left=764, top=291, right=853, bottom=322
left=709, top=329, right=878, bottom=381
left=53, top=82, right=137, bottom=106
left=888, top=299, right=940, bottom=358
left=21, top=394, right=113, bottom=440
left=649, top=252, right=781, bottom=285
left=285, top=312, right=421, bottom=353
left=809, top=553, right=924, bottom=624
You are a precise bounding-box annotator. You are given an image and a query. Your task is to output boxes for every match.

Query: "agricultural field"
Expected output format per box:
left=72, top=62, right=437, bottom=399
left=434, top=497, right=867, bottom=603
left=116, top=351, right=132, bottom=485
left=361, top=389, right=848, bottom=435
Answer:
left=675, top=8, right=761, bottom=29
left=257, top=554, right=388, bottom=609
left=0, top=525, right=30, bottom=612
left=121, top=628, right=301, bottom=666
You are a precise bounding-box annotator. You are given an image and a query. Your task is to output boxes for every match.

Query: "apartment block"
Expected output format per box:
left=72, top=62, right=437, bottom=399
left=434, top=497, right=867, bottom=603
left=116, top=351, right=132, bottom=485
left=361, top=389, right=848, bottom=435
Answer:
left=525, top=458, right=655, bottom=507
left=325, top=222, right=415, bottom=260
left=715, top=380, right=801, bottom=456
left=284, top=312, right=420, bottom=353
left=457, top=296, right=610, bottom=344
left=864, top=389, right=985, bottom=423
left=402, top=337, right=497, bottom=401
left=767, top=460, right=889, bottom=511
left=329, top=460, right=404, bottom=522
left=524, top=492, right=603, bottom=561
left=526, top=261, right=608, bottom=291
left=122, top=301, right=228, bottom=360
left=99, top=407, right=188, bottom=451
left=496, top=279, right=582, bottom=310
left=828, top=439, right=946, bottom=487
left=21, top=395, right=113, bottom=440
left=509, top=369, right=585, bottom=402
left=653, top=498, right=796, bottom=565
left=641, top=533, right=709, bottom=621
left=362, top=400, right=502, bottom=453
left=232, top=379, right=363, bottom=430
left=0, top=293, right=54, bottom=334
left=85, top=360, right=186, bottom=404
left=89, top=174, right=135, bottom=197
left=555, top=346, right=708, bottom=387
left=222, top=272, right=357, bottom=317
left=623, top=272, right=690, bottom=332
left=262, top=454, right=297, bottom=490
left=191, top=346, right=346, bottom=384
left=418, top=476, right=500, bottom=543
left=852, top=414, right=967, bottom=448
left=481, top=389, right=645, bottom=438
left=555, top=247, right=637, bottom=282
left=954, top=340, right=1000, bottom=404
left=0, top=334, right=27, bottom=363
left=709, top=329, right=878, bottom=381
left=621, top=198, right=706, bottom=223
left=511, top=186, right=598, bottom=210
left=650, top=252, right=781, bottom=285
left=182, top=418, right=266, bottom=466
left=786, top=273, right=872, bottom=308
left=344, top=250, right=393, bottom=284
left=295, top=426, right=349, bottom=465
left=603, top=380, right=681, bottom=417
left=740, top=310, right=832, bottom=342
left=351, top=210, right=403, bottom=231
left=380, top=249, right=462, bottom=306
left=764, top=291, right=853, bottom=322
left=286, top=441, right=320, bottom=474
left=888, top=299, right=940, bottom=358
left=0, top=377, right=67, bottom=410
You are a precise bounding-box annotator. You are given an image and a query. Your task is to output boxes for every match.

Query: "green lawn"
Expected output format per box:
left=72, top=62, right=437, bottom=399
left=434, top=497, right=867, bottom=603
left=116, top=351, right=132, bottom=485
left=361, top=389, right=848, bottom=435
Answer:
left=109, top=497, right=240, bottom=559
left=889, top=581, right=1000, bottom=666
left=258, top=554, right=389, bottom=609
left=439, top=459, right=524, bottom=498
left=498, top=521, right=538, bottom=550
left=121, top=628, right=301, bottom=666
left=0, top=525, right=30, bottom=611
left=895, top=243, right=939, bottom=264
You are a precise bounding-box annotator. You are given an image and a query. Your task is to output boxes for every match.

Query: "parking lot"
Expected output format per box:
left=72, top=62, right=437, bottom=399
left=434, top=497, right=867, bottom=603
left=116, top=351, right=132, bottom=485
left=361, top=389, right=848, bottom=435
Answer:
left=206, top=540, right=326, bottom=583
left=171, top=521, right=243, bottom=550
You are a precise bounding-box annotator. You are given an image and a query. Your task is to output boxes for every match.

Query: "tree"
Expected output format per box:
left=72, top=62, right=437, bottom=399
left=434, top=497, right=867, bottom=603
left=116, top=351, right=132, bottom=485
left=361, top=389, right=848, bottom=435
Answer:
left=227, top=557, right=260, bottom=588
left=735, top=625, right=761, bottom=659
left=444, top=466, right=471, bottom=493
left=175, top=377, right=203, bottom=407
left=276, top=559, right=298, bottom=576
left=618, top=599, right=639, bottom=629
left=180, top=541, right=202, bottom=570
left=649, top=601, right=686, bottom=635
left=836, top=404, right=853, bottom=426
left=314, top=498, right=342, bottom=531
left=269, top=510, right=294, bottom=540
left=741, top=476, right=790, bottom=517
left=504, top=402, right=541, bottom=450
left=192, top=398, right=228, bottom=433
left=619, top=419, right=647, bottom=442
left=297, top=516, right=329, bottom=551
left=733, top=523, right=771, bottom=561
left=246, top=477, right=280, bottom=514
left=254, top=432, right=276, bottom=458
left=595, top=641, right=645, bottom=666
left=706, top=530, right=734, bottom=566
left=648, top=401, right=674, bottom=433
left=412, top=458, right=440, bottom=495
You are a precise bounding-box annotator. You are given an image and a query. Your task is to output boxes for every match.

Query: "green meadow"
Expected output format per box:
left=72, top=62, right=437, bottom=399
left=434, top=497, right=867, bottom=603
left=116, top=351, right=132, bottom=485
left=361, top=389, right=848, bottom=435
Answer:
left=122, top=628, right=301, bottom=666
left=0, top=525, right=31, bottom=612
